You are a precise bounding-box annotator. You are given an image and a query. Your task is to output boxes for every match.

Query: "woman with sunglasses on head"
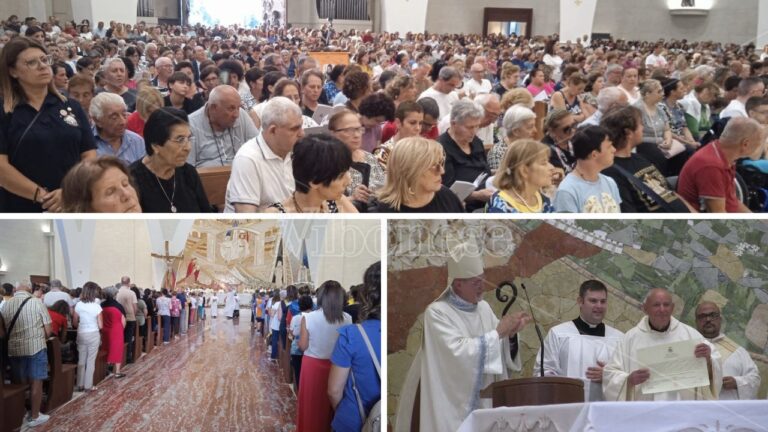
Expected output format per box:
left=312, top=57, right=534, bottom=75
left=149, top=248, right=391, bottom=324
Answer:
left=376, top=137, right=464, bottom=213
left=0, top=36, right=97, bottom=212
left=130, top=107, right=213, bottom=213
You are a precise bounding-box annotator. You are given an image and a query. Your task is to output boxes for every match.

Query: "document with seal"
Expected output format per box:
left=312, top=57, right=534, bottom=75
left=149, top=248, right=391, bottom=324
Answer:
left=636, top=339, right=709, bottom=395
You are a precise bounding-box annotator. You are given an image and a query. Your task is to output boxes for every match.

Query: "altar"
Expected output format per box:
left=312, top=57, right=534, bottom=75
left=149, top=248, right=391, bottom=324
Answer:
left=457, top=400, right=768, bottom=432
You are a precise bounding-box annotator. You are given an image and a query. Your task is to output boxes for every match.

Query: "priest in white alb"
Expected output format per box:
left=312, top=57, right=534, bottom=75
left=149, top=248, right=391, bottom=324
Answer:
left=395, top=239, right=531, bottom=432
left=695, top=301, right=761, bottom=400
left=603, top=288, right=722, bottom=401
left=534, top=280, right=624, bottom=401
left=223, top=286, right=237, bottom=319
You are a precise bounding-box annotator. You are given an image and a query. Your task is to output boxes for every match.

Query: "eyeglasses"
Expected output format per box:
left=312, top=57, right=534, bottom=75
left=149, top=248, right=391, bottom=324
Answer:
left=169, top=135, right=193, bottom=145
left=695, top=312, right=720, bottom=321
left=428, top=158, right=446, bottom=174
left=560, top=124, right=575, bottom=135
left=332, top=126, right=365, bottom=135
left=22, top=55, right=53, bottom=69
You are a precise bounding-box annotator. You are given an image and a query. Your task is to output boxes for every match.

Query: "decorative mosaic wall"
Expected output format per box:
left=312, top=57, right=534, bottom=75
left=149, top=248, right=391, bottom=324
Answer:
left=387, top=220, right=768, bottom=426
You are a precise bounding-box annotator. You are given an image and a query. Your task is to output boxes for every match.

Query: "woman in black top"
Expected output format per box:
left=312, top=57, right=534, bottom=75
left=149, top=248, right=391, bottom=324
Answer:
left=437, top=99, right=492, bottom=212
left=377, top=137, right=464, bottom=213
left=129, top=107, right=212, bottom=213
left=0, top=36, right=97, bottom=212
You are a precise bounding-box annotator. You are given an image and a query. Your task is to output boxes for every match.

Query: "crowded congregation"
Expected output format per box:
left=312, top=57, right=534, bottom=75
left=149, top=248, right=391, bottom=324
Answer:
left=2, top=7, right=768, bottom=213
left=0, top=219, right=382, bottom=431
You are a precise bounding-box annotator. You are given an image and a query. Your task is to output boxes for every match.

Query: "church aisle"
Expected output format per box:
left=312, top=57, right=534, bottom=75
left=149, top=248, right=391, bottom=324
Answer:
left=35, top=312, right=296, bottom=432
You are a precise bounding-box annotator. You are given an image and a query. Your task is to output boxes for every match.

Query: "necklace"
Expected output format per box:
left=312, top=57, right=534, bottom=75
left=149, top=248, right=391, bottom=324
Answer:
left=510, top=188, right=537, bottom=211
left=153, top=169, right=177, bottom=213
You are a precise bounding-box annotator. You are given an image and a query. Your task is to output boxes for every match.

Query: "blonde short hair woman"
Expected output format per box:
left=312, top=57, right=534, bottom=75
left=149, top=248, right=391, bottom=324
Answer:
left=487, top=139, right=556, bottom=213
left=375, top=137, right=464, bottom=213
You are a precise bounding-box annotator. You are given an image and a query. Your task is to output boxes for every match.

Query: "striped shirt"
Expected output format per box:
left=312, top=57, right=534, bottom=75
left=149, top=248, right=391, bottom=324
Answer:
left=0, top=291, right=51, bottom=357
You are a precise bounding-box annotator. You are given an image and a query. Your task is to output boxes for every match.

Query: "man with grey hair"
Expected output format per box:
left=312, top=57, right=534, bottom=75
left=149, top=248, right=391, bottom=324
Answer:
left=580, top=87, right=629, bottom=128
left=42, top=279, right=73, bottom=309
left=151, top=56, right=174, bottom=95
left=678, top=117, right=766, bottom=212
left=90, top=92, right=146, bottom=164
left=604, top=64, right=624, bottom=87
left=225, top=97, right=304, bottom=212
left=439, top=99, right=493, bottom=211
left=418, top=66, right=462, bottom=120
left=188, top=85, right=259, bottom=167
left=116, top=276, right=137, bottom=363
left=0, top=281, right=52, bottom=427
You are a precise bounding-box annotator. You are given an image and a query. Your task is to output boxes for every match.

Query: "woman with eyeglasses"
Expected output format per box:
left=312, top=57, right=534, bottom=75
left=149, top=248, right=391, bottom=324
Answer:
left=542, top=108, right=576, bottom=179
left=0, top=36, right=97, bottom=212
left=329, top=110, right=385, bottom=208
left=129, top=107, right=213, bottom=213
left=376, top=137, right=464, bottom=213
left=273, top=78, right=319, bottom=129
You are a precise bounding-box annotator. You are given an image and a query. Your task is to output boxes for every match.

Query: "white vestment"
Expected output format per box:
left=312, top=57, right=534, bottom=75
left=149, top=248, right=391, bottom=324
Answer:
left=209, top=295, right=218, bottom=317
left=223, top=290, right=237, bottom=318
left=534, top=320, right=624, bottom=401
left=395, top=287, right=522, bottom=432
left=709, top=334, right=761, bottom=400
left=603, top=316, right=722, bottom=401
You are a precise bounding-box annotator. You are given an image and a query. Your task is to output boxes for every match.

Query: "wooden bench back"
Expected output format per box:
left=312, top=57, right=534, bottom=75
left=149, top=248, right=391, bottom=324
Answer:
left=198, top=166, right=232, bottom=212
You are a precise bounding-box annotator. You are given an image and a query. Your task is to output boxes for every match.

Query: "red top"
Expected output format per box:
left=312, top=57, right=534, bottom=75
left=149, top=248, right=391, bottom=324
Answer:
left=677, top=140, right=739, bottom=212
left=380, top=120, right=439, bottom=143
left=48, top=310, right=68, bottom=336
left=126, top=111, right=146, bottom=137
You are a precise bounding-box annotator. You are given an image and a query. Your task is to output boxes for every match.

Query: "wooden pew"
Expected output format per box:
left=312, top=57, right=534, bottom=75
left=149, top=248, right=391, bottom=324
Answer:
left=0, top=372, right=28, bottom=432
left=197, top=165, right=232, bottom=212
left=279, top=334, right=292, bottom=384
left=44, top=338, right=76, bottom=412
left=121, top=342, right=128, bottom=367
left=133, top=322, right=143, bottom=362
left=533, top=101, right=548, bottom=141
left=144, top=318, right=155, bottom=355
left=93, top=349, right=108, bottom=386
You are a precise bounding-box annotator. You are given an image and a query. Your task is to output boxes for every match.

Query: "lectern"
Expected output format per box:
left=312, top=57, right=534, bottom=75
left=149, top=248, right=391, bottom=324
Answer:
left=480, top=377, right=585, bottom=408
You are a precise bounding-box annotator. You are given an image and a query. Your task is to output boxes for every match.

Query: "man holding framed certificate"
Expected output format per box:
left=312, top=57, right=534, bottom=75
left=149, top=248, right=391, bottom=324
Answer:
left=603, top=288, right=723, bottom=401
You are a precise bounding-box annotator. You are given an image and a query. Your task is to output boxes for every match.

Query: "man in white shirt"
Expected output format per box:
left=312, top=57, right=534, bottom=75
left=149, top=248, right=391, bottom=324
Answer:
left=225, top=97, right=304, bottom=212
left=418, top=66, right=462, bottom=120
left=43, top=279, right=73, bottom=309
left=644, top=44, right=668, bottom=70
left=535, top=280, right=624, bottom=401
left=695, top=302, right=761, bottom=400
left=464, top=63, right=492, bottom=97
left=721, top=77, right=765, bottom=119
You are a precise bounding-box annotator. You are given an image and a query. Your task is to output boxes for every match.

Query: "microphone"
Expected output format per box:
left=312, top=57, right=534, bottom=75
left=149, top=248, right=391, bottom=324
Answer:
left=521, top=283, right=545, bottom=378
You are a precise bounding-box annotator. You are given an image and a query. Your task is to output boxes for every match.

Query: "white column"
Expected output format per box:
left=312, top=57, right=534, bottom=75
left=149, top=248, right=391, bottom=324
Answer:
left=54, top=220, right=96, bottom=289
left=559, top=0, right=599, bottom=45
left=70, top=0, right=138, bottom=25
left=758, top=0, right=768, bottom=48
left=381, top=0, right=428, bottom=34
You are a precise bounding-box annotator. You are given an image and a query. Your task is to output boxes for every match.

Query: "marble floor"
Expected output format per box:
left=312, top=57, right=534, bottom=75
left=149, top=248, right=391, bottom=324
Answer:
left=31, top=312, right=296, bottom=432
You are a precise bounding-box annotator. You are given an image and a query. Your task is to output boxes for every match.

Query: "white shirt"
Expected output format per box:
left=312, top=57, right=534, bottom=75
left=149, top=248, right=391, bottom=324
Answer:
left=44, top=290, right=74, bottom=308
left=224, top=133, right=294, bottom=212
left=645, top=53, right=668, bottom=69
left=302, top=309, right=352, bottom=359
left=709, top=334, right=761, bottom=400
left=270, top=302, right=281, bottom=331
left=464, top=78, right=492, bottom=96
left=75, top=301, right=102, bottom=333
left=720, top=99, right=747, bottom=119
left=419, top=87, right=459, bottom=120
left=535, top=320, right=624, bottom=401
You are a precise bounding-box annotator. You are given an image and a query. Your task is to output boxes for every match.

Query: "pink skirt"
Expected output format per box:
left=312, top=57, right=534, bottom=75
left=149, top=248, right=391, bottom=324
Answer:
left=296, top=356, right=333, bottom=432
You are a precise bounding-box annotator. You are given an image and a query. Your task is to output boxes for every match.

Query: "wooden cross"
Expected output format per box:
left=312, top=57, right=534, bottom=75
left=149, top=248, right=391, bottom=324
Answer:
left=151, top=241, right=184, bottom=288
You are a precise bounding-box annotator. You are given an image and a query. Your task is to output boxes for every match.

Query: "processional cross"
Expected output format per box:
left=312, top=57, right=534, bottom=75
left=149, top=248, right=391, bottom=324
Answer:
left=151, top=241, right=184, bottom=289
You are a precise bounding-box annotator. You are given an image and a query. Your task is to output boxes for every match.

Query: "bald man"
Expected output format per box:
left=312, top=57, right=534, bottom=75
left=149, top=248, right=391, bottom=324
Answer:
left=603, top=288, right=722, bottom=401
left=678, top=117, right=766, bottom=212
left=187, top=85, right=258, bottom=167
left=695, top=302, right=761, bottom=400
left=464, top=62, right=492, bottom=98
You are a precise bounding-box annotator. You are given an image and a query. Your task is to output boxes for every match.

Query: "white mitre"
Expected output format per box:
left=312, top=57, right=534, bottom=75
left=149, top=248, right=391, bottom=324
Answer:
left=446, top=237, right=485, bottom=281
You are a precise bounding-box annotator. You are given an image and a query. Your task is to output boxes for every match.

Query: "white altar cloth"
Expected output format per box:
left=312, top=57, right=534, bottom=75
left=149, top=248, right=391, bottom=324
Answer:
left=457, top=400, right=768, bottom=432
